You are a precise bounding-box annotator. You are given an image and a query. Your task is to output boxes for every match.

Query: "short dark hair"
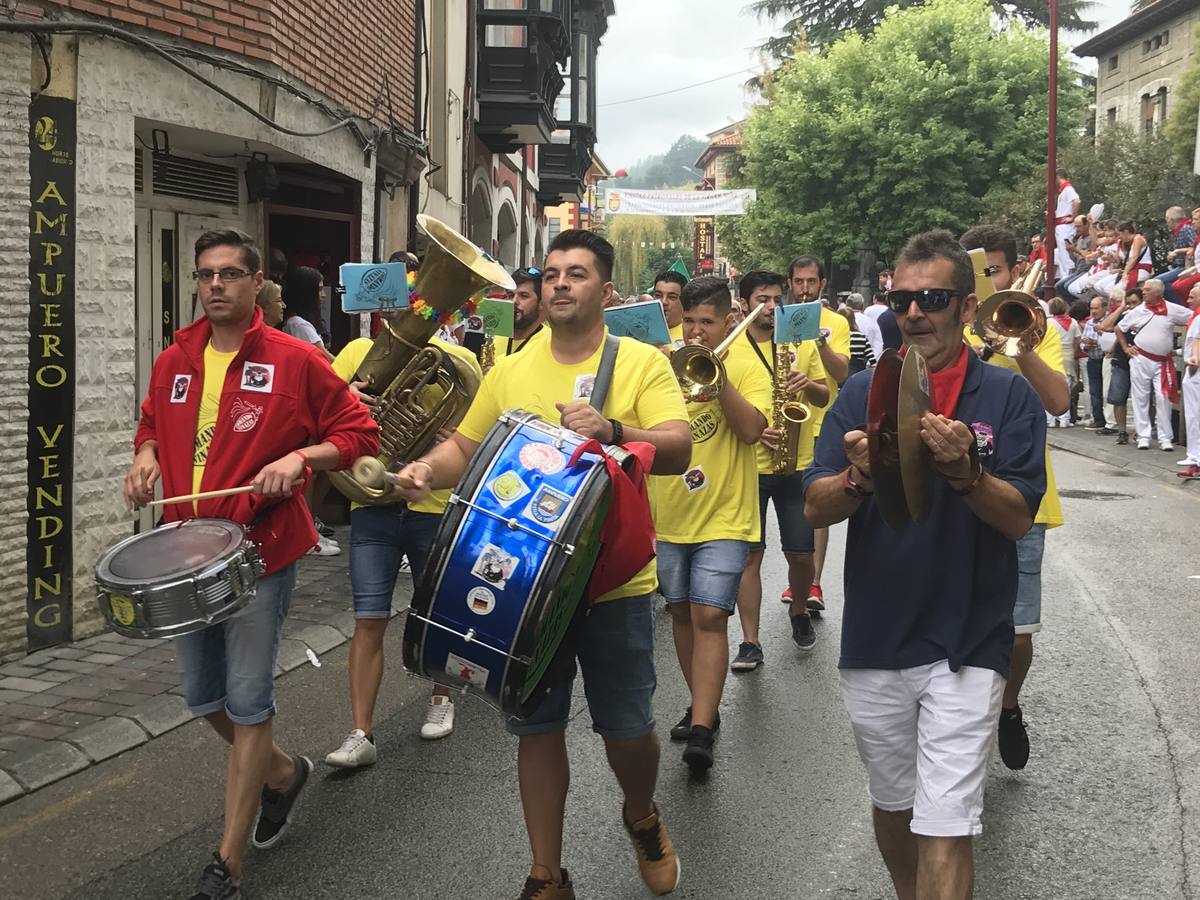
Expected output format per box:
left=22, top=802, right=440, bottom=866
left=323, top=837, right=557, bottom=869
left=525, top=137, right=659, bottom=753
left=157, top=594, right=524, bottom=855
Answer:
left=872, top=291, right=887, bottom=305
left=960, top=224, right=1018, bottom=270
left=195, top=228, right=261, bottom=273
left=738, top=269, right=786, bottom=300
left=512, top=267, right=543, bottom=294
left=895, top=229, right=975, bottom=299
left=1056, top=166, right=1069, bottom=179
left=547, top=229, right=614, bottom=282
left=1099, top=218, right=1117, bottom=230
left=1117, top=220, right=1137, bottom=233
left=788, top=255, right=825, bottom=281
left=654, top=270, right=688, bottom=291
left=681, top=276, right=731, bottom=315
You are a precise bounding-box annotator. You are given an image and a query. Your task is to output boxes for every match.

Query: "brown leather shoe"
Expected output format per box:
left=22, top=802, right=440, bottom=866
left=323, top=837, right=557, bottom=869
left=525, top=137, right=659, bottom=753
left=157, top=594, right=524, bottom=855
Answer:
left=518, top=864, right=575, bottom=900
left=624, top=803, right=681, bottom=895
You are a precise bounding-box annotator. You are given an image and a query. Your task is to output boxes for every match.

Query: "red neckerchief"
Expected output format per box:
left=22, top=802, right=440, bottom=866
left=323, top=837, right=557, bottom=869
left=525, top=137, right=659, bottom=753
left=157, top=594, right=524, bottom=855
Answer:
left=1146, top=298, right=1168, bottom=316
left=1058, top=181, right=1072, bottom=194
left=1189, top=306, right=1200, bottom=330
left=901, top=342, right=969, bottom=418
left=566, top=439, right=657, bottom=603
left=1052, top=314, right=1074, bottom=330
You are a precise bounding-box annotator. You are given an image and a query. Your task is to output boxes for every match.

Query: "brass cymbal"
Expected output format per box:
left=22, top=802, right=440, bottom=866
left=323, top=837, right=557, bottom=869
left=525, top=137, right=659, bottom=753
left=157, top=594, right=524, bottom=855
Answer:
left=897, top=347, right=934, bottom=524
left=867, top=349, right=909, bottom=529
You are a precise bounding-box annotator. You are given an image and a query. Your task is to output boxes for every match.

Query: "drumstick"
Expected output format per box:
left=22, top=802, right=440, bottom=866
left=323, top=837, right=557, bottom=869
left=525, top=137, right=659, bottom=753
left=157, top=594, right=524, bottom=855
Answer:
left=148, top=485, right=255, bottom=508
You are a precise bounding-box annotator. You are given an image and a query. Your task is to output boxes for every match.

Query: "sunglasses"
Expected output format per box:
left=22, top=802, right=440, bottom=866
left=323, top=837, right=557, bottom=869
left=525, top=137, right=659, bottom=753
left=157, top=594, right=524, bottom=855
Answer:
left=517, top=266, right=542, bottom=278
left=886, top=289, right=962, bottom=313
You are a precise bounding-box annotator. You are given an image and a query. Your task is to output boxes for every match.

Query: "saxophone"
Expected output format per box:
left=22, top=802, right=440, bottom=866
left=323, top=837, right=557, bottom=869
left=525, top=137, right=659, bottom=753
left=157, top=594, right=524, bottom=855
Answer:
left=770, top=341, right=812, bottom=474
left=328, top=215, right=514, bottom=505
left=480, top=334, right=496, bottom=373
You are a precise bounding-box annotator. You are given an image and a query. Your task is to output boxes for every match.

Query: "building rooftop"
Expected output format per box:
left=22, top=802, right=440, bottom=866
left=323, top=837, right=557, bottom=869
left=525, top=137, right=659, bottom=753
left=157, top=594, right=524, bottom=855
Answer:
left=1073, top=0, right=1196, bottom=58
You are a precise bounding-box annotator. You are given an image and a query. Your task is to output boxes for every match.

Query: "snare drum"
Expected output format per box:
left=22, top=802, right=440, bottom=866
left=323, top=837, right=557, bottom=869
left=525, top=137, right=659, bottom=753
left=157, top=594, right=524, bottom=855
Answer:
left=95, top=518, right=265, bottom=639
left=402, top=410, right=624, bottom=718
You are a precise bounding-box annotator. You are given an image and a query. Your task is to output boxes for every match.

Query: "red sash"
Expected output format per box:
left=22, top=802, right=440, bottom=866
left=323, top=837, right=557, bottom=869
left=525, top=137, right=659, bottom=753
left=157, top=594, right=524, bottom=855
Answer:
left=566, top=439, right=657, bottom=603
left=1140, top=301, right=1180, bottom=403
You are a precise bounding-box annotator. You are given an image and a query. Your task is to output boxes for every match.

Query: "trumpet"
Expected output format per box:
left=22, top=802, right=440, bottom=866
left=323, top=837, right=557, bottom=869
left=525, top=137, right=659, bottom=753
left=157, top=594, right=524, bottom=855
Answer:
left=770, top=341, right=812, bottom=474
left=672, top=304, right=765, bottom=403
left=972, top=259, right=1047, bottom=357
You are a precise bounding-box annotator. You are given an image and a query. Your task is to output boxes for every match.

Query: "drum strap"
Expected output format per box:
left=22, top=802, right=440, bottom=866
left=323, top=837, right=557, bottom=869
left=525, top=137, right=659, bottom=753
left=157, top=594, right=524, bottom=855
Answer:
left=588, top=334, right=620, bottom=415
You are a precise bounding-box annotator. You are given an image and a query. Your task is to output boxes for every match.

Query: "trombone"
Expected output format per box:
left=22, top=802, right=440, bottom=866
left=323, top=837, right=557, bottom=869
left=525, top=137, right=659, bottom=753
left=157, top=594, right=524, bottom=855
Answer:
left=672, top=304, right=765, bottom=403
left=972, top=259, right=1048, bottom=357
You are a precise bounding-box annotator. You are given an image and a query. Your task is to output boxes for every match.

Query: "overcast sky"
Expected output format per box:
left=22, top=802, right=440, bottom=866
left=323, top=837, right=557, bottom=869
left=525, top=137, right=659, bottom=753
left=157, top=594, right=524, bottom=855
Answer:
left=594, top=0, right=1135, bottom=173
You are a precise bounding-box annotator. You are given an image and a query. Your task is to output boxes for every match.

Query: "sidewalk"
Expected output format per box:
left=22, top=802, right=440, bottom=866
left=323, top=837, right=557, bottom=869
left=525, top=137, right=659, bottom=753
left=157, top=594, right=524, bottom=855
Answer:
left=1046, top=421, right=1198, bottom=487
left=0, top=526, right=391, bottom=806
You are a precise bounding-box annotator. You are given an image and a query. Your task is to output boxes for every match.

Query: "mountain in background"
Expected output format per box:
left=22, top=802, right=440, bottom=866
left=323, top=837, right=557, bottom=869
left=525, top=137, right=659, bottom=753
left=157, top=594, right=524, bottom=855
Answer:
left=619, top=135, right=709, bottom=189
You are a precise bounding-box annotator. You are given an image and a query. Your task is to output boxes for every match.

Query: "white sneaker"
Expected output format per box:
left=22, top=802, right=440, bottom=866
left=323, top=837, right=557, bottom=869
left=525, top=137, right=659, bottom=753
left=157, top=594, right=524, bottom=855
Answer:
left=308, top=536, right=341, bottom=556
left=420, top=695, right=455, bottom=740
left=325, top=729, right=377, bottom=768
left=1177, top=458, right=1199, bottom=466
left=1137, top=438, right=1151, bottom=450
left=1160, top=441, right=1174, bottom=452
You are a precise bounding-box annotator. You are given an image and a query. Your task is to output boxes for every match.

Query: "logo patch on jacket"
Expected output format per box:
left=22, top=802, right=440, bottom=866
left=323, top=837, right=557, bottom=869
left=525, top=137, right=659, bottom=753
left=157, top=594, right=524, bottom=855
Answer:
left=230, top=398, right=264, bottom=433
left=170, top=374, right=192, bottom=403
left=971, top=422, right=994, bottom=459
left=241, top=362, right=274, bottom=392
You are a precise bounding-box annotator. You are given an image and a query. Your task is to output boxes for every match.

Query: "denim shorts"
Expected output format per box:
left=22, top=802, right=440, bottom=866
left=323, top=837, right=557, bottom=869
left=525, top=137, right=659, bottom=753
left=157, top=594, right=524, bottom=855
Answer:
left=752, top=472, right=815, bottom=553
left=1014, top=524, right=1045, bottom=635
left=656, top=539, right=750, bottom=612
left=175, top=563, right=296, bottom=725
left=349, top=505, right=442, bottom=618
left=506, top=593, right=656, bottom=741
left=1108, top=366, right=1131, bottom=405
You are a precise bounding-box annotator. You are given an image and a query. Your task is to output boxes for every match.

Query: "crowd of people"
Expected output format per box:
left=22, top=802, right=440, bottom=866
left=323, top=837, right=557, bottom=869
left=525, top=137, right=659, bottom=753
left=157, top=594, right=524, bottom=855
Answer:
left=120, top=203, right=1197, bottom=900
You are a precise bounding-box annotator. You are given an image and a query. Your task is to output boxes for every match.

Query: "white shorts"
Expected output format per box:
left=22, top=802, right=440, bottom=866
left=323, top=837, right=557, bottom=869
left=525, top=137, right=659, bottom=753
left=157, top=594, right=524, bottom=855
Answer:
left=840, top=661, right=1005, bottom=837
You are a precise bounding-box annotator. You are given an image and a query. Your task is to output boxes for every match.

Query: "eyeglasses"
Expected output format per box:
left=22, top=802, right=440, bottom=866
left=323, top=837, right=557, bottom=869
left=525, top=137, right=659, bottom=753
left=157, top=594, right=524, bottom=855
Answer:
left=886, top=289, right=962, bottom=313
left=193, top=267, right=253, bottom=283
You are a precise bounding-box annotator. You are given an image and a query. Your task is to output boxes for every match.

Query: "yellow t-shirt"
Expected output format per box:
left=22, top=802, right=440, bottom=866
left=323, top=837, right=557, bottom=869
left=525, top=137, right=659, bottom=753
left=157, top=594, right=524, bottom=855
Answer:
left=193, top=343, right=239, bottom=508
left=810, top=306, right=851, bottom=437
left=668, top=322, right=685, bottom=347
left=458, top=329, right=688, bottom=602
left=331, top=336, right=483, bottom=515
left=726, top=334, right=827, bottom=473
left=965, top=327, right=1065, bottom=528
left=652, top=352, right=772, bottom=543
left=500, top=325, right=547, bottom=357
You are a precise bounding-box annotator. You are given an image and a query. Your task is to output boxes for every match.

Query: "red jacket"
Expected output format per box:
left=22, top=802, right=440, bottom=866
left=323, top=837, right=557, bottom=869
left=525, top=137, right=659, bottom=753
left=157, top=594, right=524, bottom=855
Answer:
left=134, top=307, right=380, bottom=574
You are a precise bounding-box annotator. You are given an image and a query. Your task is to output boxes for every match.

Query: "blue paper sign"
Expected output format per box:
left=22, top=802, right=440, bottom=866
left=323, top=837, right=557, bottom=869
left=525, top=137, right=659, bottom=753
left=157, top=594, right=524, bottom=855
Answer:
left=604, top=300, right=672, bottom=345
left=340, top=262, right=409, bottom=313
left=774, top=300, right=822, bottom=343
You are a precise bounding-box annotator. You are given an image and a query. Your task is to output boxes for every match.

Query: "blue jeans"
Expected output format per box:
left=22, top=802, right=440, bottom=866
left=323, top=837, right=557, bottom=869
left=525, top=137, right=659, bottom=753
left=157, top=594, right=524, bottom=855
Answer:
left=349, top=505, right=441, bottom=619
left=175, top=563, right=296, bottom=725
left=1160, top=267, right=1187, bottom=304
left=752, top=472, right=815, bottom=553
left=1014, top=525, right=1045, bottom=635
left=506, top=593, right=657, bottom=740
left=1108, top=366, right=1131, bottom=406
left=657, top=539, right=750, bottom=612
left=1086, top=357, right=1106, bottom=427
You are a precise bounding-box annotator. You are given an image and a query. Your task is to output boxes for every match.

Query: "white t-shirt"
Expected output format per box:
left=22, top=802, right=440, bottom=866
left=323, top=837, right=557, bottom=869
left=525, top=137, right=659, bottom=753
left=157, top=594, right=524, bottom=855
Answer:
left=283, top=315, right=323, bottom=346
left=1049, top=318, right=1080, bottom=367
left=863, top=303, right=888, bottom=322
left=854, top=310, right=884, bottom=360
left=1120, top=302, right=1191, bottom=356
left=1056, top=183, right=1079, bottom=220
left=1184, top=314, right=1200, bottom=373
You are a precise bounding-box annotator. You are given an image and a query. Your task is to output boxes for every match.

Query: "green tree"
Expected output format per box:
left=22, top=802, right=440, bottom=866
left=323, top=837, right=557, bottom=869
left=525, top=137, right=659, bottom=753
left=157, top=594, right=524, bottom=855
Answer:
left=623, top=135, right=709, bottom=188
left=980, top=125, right=1200, bottom=265
left=749, top=0, right=1098, bottom=56
left=606, top=215, right=695, bottom=294
left=1162, top=24, right=1200, bottom=171
left=726, top=0, right=1088, bottom=272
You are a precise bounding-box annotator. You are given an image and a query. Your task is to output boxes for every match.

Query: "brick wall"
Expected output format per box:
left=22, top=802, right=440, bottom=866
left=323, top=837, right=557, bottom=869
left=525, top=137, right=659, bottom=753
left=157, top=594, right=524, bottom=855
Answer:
left=36, top=0, right=418, bottom=129
left=0, top=37, right=32, bottom=653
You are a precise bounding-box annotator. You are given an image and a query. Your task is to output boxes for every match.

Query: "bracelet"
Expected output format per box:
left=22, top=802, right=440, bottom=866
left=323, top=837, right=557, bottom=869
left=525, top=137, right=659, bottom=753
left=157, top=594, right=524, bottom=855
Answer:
left=608, top=419, right=625, bottom=445
left=951, top=463, right=985, bottom=497
left=290, top=449, right=308, bottom=465
left=843, top=466, right=873, bottom=499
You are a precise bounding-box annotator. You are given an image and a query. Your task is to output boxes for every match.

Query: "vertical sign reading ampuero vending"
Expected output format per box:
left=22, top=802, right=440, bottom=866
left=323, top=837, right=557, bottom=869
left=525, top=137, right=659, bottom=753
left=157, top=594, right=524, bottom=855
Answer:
left=26, top=94, right=76, bottom=649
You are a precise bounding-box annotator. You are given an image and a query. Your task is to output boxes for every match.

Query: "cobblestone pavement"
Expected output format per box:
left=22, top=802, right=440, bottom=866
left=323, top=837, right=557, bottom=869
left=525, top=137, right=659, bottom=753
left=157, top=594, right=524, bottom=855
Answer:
left=0, top=526, right=375, bottom=805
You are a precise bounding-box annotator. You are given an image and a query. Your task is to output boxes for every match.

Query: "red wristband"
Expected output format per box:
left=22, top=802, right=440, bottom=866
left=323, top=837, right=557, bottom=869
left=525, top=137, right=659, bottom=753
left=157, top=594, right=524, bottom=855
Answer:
left=290, top=449, right=308, bottom=466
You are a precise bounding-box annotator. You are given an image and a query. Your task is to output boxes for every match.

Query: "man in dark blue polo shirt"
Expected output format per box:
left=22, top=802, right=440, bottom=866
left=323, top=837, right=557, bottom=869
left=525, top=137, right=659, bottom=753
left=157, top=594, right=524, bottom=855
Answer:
left=803, top=230, right=1046, bottom=900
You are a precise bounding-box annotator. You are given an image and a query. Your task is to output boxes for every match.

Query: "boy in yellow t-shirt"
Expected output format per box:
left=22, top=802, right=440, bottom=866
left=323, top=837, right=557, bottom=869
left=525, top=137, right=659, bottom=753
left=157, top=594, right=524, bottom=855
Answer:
left=726, top=271, right=831, bottom=671
left=654, top=270, right=687, bottom=348
left=654, top=277, right=771, bottom=775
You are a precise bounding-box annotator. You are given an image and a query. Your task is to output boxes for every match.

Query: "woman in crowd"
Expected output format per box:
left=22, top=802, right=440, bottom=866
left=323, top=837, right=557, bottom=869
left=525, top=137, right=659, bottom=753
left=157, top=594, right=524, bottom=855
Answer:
left=1046, top=298, right=1080, bottom=427
left=283, top=266, right=335, bottom=362
left=255, top=279, right=286, bottom=328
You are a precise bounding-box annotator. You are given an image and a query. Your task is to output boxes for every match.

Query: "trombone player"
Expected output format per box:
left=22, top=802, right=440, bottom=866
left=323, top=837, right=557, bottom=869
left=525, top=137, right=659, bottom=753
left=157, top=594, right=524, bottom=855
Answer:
left=960, top=224, right=1069, bottom=773
left=728, top=271, right=829, bottom=670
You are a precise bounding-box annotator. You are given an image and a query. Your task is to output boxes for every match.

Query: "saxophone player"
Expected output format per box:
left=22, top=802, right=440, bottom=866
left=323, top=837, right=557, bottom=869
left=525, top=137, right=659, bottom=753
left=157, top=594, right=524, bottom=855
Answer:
left=727, top=271, right=829, bottom=670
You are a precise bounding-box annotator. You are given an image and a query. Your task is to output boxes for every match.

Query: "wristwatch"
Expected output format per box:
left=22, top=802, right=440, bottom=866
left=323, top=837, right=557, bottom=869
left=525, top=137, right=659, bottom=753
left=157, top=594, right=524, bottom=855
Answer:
left=842, top=466, right=872, bottom=499
left=608, top=419, right=625, bottom=445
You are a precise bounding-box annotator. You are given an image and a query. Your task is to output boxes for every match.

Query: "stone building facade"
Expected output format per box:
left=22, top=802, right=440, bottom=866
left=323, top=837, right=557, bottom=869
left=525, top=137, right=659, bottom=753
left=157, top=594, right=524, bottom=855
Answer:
left=1074, top=0, right=1199, bottom=136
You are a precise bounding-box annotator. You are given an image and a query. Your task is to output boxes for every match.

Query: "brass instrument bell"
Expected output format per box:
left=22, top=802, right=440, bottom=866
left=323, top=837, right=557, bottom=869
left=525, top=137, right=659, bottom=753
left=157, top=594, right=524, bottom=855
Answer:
left=672, top=304, right=765, bottom=403
left=972, top=259, right=1047, bottom=358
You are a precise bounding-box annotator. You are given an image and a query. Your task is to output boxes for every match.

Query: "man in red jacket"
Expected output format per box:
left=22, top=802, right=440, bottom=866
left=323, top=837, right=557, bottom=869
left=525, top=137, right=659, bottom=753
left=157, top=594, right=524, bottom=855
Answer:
left=124, top=229, right=379, bottom=900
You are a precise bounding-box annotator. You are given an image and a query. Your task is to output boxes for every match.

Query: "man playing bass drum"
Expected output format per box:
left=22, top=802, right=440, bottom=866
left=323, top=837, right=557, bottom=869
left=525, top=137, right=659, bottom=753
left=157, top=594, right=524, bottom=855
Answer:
left=393, top=229, right=691, bottom=899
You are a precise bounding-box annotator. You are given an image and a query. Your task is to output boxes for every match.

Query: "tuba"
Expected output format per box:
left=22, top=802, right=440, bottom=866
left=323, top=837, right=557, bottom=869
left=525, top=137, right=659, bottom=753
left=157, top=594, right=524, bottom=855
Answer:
left=770, top=340, right=812, bottom=474
left=972, top=259, right=1047, bottom=358
left=329, top=215, right=514, bottom=505
left=672, top=304, right=765, bottom=403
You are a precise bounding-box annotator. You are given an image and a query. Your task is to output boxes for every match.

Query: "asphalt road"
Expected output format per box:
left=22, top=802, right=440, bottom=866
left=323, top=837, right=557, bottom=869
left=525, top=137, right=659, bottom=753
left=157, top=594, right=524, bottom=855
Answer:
left=1, top=448, right=1196, bottom=900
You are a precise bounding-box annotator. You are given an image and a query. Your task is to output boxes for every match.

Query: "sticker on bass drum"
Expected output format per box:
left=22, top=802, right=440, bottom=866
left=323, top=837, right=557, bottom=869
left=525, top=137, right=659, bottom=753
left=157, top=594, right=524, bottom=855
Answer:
left=524, top=484, right=571, bottom=526
left=471, top=543, right=519, bottom=590
left=445, top=652, right=489, bottom=688
left=519, top=442, right=566, bottom=475
left=488, top=470, right=531, bottom=505
left=467, top=587, right=496, bottom=616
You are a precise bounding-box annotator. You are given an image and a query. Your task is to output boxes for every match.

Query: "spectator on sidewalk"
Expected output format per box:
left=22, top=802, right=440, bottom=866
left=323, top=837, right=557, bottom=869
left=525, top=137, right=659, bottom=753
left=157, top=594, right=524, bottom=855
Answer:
left=838, top=306, right=877, bottom=376
left=1067, top=220, right=1122, bottom=302
left=846, top=292, right=883, bottom=361
left=864, top=288, right=889, bottom=322
left=874, top=293, right=903, bottom=352
left=1158, top=206, right=1197, bottom=303
left=1116, top=221, right=1153, bottom=293
left=1081, top=297, right=1108, bottom=431
left=1055, top=215, right=1096, bottom=300
left=1119, top=279, right=1190, bottom=451
left=1179, top=283, right=1200, bottom=477
left=1098, top=289, right=1138, bottom=444
left=1046, top=298, right=1081, bottom=428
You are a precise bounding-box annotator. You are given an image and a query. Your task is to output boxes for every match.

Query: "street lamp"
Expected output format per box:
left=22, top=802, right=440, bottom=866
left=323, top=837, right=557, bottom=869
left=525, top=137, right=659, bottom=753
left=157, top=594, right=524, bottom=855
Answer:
left=1045, top=0, right=1058, bottom=301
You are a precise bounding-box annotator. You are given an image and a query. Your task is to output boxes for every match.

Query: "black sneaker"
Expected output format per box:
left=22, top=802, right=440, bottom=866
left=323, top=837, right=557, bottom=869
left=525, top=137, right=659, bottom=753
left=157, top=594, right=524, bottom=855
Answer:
left=313, top=516, right=335, bottom=538
left=682, top=725, right=715, bottom=774
left=252, top=754, right=312, bottom=849
left=730, top=641, right=764, bottom=672
left=191, top=853, right=239, bottom=899
left=790, top=612, right=816, bottom=651
left=998, top=705, right=1030, bottom=770
left=669, top=707, right=719, bottom=741
left=1095, top=425, right=1116, bottom=435
left=1116, top=432, right=1129, bottom=445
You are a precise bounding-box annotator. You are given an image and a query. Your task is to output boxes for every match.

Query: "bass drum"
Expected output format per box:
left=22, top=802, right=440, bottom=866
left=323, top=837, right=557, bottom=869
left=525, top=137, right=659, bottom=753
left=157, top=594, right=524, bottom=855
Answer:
left=402, top=410, right=622, bottom=718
